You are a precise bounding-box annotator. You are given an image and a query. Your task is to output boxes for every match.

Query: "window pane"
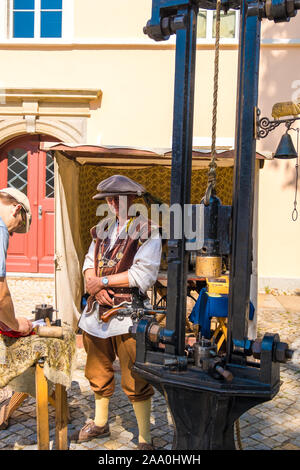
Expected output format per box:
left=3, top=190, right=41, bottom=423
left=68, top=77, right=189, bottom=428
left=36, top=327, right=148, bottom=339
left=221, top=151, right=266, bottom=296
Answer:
left=7, top=149, right=28, bottom=195
left=14, top=0, right=35, bottom=9
left=13, top=11, right=34, bottom=38
left=197, top=11, right=207, bottom=39
left=45, top=152, right=54, bottom=198
left=213, top=11, right=236, bottom=38
left=41, top=0, right=62, bottom=9
left=41, top=11, right=62, bottom=37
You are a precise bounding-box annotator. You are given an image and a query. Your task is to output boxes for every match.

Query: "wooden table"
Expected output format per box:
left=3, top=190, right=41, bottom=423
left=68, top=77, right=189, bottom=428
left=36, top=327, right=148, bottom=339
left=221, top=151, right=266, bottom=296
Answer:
left=35, top=360, right=68, bottom=450
left=151, top=272, right=206, bottom=309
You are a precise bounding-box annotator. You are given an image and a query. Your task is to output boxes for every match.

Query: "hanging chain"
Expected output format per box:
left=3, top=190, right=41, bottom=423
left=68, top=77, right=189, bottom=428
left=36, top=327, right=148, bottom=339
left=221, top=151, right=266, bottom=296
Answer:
left=204, top=0, right=222, bottom=205
left=292, top=128, right=299, bottom=221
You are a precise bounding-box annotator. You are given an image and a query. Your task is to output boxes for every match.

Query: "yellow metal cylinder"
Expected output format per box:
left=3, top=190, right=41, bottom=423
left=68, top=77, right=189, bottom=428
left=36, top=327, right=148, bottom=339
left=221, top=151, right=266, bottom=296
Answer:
left=195, top=255, right=222, bottom=278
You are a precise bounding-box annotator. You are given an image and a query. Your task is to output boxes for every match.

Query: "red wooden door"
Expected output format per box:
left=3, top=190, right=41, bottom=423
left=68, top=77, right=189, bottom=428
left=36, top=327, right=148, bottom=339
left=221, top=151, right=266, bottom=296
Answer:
left=0, top=136, right=55, bottom=274
left=37, top=150, right=55, bottom=273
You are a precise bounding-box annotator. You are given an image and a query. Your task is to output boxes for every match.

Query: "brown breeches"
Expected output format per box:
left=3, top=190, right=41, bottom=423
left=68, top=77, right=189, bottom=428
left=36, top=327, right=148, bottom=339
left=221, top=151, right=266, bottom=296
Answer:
left=82, top=331, right=154, bottom=403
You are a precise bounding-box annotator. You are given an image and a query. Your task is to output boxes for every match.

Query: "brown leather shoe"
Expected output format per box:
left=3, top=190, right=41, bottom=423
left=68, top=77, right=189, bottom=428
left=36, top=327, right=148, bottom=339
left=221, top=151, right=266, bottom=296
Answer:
left=70, top=420, right=110, bottom=443
left=137, top=440, right=155, bottom=450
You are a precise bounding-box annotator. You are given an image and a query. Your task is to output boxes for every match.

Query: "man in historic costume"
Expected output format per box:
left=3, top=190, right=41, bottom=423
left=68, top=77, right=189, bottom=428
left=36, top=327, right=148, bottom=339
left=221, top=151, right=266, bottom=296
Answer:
left=72, top=175, right=162, bottom=450
left=0, top=188, right=33, bottom=429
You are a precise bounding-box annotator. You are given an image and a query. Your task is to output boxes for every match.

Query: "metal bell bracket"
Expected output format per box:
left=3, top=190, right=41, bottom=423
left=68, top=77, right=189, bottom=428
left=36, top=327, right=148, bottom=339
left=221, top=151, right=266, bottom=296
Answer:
left=256, top=107, right=300, bottom=139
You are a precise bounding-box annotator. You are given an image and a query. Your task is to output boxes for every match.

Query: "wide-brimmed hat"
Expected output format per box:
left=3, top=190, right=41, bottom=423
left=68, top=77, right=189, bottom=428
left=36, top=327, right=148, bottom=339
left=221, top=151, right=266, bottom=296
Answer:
left=0, top=188, right=32, bottom=233
left=93, top=175, right=146, bottom=200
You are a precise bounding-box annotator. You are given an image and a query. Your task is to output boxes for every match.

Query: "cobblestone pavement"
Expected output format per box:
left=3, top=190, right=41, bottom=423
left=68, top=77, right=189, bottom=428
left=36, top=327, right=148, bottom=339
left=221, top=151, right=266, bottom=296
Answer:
left=0, top=278, right=300, bottom=451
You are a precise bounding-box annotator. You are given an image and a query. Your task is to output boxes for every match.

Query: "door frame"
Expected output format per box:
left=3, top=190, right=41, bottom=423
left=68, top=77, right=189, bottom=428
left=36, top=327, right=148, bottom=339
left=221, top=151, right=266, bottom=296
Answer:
left=0, top=134, right=56, bottom=273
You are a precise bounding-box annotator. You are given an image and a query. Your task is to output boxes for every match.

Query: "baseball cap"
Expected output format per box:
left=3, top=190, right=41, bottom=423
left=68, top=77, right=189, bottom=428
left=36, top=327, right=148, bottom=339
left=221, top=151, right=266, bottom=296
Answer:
left=0, top=188, right=32, bottom=233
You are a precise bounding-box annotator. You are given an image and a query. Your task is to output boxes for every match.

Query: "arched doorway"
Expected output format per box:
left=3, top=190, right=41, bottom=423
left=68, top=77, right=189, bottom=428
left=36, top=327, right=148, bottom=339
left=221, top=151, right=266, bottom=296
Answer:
left=0, top=135, right=56, bottom=274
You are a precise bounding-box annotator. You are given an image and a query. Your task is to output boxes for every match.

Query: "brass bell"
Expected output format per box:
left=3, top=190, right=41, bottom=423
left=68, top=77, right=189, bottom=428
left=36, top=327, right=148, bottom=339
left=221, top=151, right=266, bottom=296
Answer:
left=195, top=255, right=222, bottom=278
left=273, top=132, right=298, bottom=159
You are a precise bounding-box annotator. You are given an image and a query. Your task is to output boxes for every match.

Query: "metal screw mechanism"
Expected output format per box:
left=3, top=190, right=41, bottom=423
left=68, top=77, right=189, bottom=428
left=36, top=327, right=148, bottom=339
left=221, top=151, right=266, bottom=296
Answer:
left=143, top=0, right=300, bottom=43
left=129, top=317, right=175, bottom=345
left=147, top=322, right=175, bottom=345
left=251, top=338, right=293, bottom=363
left=143, top=13, right=187, bottom=41
left=193, top=336, right=234, bottom=382
left=164, top=356, right=188, bottom=370
left=248, top=0, right=300, bottom=21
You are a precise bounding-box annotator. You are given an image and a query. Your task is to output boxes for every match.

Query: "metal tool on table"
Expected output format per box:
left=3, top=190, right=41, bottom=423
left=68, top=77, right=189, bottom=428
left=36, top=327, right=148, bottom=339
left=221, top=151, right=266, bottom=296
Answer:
left=127, top=0, right=299, bottom=450
left=32, top=304, right=63, bottom=339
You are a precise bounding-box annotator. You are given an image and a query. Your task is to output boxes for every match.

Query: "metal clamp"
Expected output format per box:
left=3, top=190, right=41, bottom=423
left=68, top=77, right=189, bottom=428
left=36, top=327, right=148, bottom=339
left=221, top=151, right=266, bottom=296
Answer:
left=164, top=355, right=188, bottom=370
left=248, top=0, right=300, bottom=21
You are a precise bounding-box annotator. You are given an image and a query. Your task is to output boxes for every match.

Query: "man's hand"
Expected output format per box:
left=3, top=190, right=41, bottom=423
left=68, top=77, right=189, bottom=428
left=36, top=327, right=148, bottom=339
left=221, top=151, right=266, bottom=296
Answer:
left=86, top=276, right=103, bottom=296
left=95, top=289, right=115, bottom=307
left=16, top=317, right=33, bottom=336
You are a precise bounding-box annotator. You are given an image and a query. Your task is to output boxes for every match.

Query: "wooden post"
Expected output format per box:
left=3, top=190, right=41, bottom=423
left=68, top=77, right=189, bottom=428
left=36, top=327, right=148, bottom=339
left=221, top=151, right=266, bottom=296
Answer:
left=35, top=362, right=49, bottom=450
left=55, top=384, right=68, bottom=450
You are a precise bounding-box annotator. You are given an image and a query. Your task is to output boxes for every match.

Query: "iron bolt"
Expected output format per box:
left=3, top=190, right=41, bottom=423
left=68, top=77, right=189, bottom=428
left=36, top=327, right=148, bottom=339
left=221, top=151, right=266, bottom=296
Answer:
left=273, top=341, right=294, bottom=363
left=252, top=339, right=262, bottom=359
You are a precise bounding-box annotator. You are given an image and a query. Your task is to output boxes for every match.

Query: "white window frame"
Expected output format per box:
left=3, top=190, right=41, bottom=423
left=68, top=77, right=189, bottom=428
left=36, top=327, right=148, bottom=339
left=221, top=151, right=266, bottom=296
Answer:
left=197, top=9, right=240, bottom=44
left=3, top=0, right=74, bottom=42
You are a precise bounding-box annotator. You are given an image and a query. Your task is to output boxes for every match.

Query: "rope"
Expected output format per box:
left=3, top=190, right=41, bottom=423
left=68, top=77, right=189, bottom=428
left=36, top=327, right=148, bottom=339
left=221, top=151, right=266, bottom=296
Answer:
left=204, top=0, right=222, bottom=205
left=234, top=419, right=243, bottom=450
left=292, top=128, right=299, bottom=221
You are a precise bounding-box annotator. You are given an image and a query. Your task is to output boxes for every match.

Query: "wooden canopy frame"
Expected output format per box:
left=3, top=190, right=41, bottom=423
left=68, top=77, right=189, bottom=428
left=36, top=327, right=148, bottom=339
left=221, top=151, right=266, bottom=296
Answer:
left=40, top=142, right=267, bottom=169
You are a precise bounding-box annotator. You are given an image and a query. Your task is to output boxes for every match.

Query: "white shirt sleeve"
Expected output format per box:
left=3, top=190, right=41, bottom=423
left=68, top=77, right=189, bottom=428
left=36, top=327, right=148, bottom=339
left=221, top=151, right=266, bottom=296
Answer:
left=82, top=240, right=95, bottom=274
left=128, top=236, right=162, bottom=293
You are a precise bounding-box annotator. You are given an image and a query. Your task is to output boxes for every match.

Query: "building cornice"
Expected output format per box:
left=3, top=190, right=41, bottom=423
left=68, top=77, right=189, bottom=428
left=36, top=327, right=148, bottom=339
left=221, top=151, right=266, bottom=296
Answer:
left=1, top=88, right=102, bottom=103
left=0, top=38, right=299, bottom=50
left=0, top=88, right=102, bottom=143
left=0, top=88, right=102, bottom=119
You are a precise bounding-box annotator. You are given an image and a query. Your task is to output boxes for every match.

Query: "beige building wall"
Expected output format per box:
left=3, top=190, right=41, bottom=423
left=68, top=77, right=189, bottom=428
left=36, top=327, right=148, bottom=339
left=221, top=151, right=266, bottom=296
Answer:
left=0, top=0, right=239, bottom=147
left=0, top=0, right=298, bottom=288
left=73, top=0, right=152, bottom=39
left=257, top=19, right=300, bottom=288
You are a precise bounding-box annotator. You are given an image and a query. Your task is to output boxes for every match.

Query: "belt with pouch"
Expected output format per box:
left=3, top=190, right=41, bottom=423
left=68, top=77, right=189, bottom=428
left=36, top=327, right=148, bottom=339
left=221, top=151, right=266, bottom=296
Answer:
left=112, top=287, right=132, bottom=305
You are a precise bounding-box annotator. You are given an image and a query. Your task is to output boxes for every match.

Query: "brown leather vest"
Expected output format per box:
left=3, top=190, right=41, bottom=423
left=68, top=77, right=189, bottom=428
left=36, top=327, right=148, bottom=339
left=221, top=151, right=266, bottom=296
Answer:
left=86, top=216, right=152, bottom=316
